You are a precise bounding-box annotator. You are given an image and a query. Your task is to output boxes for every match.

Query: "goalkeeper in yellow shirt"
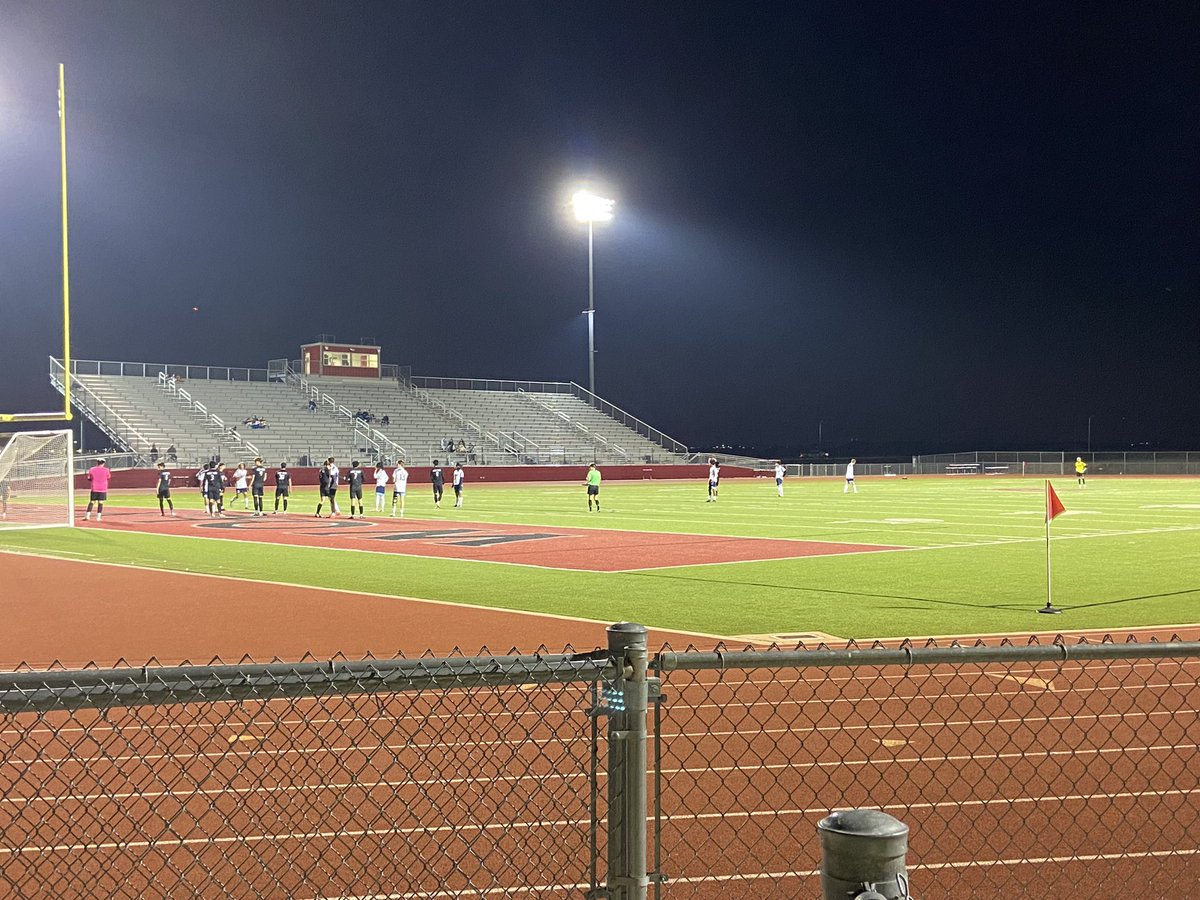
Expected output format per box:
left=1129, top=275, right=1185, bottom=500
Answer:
left=1075, top=456, right=1087, bottom=488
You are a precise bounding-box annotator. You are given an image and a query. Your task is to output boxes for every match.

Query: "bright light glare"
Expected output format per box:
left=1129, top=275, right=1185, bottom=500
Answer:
left=572, top=190, right=615, bottom=223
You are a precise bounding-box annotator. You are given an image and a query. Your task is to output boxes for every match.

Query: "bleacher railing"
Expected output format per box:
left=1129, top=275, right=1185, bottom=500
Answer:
left=283, top=374, right=408, bottom=462
left=2, top=628, right=1197, bottom=899
left=65, top=359, right=275, bottom=382
left=49, top=358, right=152, bottom=462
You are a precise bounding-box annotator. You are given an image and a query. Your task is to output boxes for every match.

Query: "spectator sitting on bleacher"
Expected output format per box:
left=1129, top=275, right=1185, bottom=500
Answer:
left=150, top=444, right=159, bottom=462
left=308, top=399, right=317, bottom=412
left=167, top=444, right=178, bottom=462
left=250, top=417, right=268, bottom=429
left=381, top=415, right=390, bottom=426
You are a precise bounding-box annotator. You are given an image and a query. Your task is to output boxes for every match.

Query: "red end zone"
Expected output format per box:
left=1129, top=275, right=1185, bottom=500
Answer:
left=83, top=509, right=906, bottom=571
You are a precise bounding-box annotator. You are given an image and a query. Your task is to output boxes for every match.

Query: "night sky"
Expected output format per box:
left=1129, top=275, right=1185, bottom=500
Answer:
left=2, top=1, right=1197, bottom=455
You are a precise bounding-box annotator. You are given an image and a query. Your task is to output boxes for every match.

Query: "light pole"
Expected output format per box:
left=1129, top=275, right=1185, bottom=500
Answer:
left=1088, top=415, right=1093, bottom=454
left=572, top=190, right=615, bottom=397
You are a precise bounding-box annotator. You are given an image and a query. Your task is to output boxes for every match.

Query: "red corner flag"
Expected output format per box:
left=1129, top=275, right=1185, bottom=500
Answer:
left=1046, top=481, right=1066, bottom=523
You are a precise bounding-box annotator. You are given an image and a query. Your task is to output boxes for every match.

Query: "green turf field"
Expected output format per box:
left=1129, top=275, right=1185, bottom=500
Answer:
left=1, top=476, right=1197, bottom=640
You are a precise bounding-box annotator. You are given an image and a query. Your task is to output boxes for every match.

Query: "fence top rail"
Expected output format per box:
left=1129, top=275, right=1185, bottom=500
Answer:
left=653, top=639, right=1200, bottom=672
left=0, top=652, right=617, bottom=714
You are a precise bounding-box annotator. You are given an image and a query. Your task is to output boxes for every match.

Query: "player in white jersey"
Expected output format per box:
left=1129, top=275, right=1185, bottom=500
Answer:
left=774, top=461, right=786, bottom=497
left=844, top=458, right=858, bottom=493
left=374, top=465, right=390, bottom=512
left=707, top=459, right=720, bottom=502
left=390, top=463, right=409, bottom=517
left=232, top=464, right=250, bottom=509
left=452, top=463, right=465, bottom=507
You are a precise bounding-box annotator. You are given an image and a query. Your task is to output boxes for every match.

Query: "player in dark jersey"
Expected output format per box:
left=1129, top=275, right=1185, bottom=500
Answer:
left=197, top=463, right=212, bottom=515
left=250, top=457, right=268, bottom=516
left=207, top=462, right=227, bottom=517
left=274, top=462, right=291, bottom=513
left=155, top=461, right=175, bottom=516
left=315, top=459, right=331, bottom=517
left=346, top=460, right=365, bottom=519
left=430, top=460, right=444, bottom=508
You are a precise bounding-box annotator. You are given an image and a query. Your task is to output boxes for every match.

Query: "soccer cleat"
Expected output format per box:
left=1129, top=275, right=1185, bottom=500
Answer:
left=85, top=512, right=91, bottom=520
left=96, top=514, right=102, bottom=521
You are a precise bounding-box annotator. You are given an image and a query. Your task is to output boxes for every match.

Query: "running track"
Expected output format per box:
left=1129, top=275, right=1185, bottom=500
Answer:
left=0, top=552, right=1197, bottom=897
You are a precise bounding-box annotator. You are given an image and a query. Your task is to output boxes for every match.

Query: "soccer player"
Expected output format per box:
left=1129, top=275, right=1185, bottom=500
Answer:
left=844, top=458, right=858, bottom=494
left=430, top=459, right=444, bottom=508
left=208, top=462, right=228, bottom=516
left=373, top=464, right=389, bottom=512
left=231, top=462, right=250, bottom=509
left=315, top=459, right=331, bottom=517
left=326, top=457, right=341, bottom=517
left=274, top=462, right=291, bottom=512
left=346, top=460, right=365, bottom=519
left=707, top=458, right=720, bottom=502
left=84, top=458, right=111, bottom=521
left=586, top=463, right=602, bottom=511
left=452, top=463, right=465, bottom=508
left=155, top=461, right=175, bottom=516
left=774, top=460, right=786, bottom=497
left=250, top=457, right=268, bottom=515
left=391, top=461, right=409, bottom=517
left=196, top=462, right=212, bottom=515
left=1075, top=456, right=1087, bottom=488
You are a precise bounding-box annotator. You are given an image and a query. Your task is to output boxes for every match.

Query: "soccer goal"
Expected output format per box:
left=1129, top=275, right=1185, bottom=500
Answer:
left=0, top=430, right=75, bottom=530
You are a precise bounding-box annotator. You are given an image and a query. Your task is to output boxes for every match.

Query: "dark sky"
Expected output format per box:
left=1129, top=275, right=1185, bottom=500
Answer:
left=2, top=1, right=1197, bottom=453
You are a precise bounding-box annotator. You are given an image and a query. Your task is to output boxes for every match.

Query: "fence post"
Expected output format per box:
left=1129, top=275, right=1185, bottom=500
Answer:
left=606, top=622, right=649, bottom=900
left=817, top=809, right=910, bottom=899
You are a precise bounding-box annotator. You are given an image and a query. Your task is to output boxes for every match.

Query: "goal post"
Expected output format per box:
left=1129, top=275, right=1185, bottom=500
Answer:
left=0, top=430, right=75, bottom=530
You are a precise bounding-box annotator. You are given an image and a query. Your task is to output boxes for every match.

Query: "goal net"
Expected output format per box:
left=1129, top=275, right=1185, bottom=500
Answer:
left=0, top=430, right=75, bottom=530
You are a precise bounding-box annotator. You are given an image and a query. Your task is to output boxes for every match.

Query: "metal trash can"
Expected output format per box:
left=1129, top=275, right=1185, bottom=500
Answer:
left=817, top=808, right=910, bottom=899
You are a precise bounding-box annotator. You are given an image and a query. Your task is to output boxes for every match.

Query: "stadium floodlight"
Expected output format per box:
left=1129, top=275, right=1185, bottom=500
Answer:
left=570, top=190, right=615, bottom=397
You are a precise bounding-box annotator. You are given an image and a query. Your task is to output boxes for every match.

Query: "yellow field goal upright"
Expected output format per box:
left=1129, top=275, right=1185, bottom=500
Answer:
left=2, top=64, right=73, bottom=425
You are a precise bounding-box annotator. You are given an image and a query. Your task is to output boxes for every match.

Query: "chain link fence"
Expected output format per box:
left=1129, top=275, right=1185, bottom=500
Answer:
left=1, top=631, right=1198, bottom=898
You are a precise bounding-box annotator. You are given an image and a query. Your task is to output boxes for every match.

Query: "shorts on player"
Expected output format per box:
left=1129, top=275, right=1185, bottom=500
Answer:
left=275, top=487, right=290, bottom=496
left=587, top=485, right=599, bottom=496
left=157, top=489, right=172, bottom=499
left=775, top=477, right=783, bottom=486
left=376, top=485, right=386, bottom=493
left=89, top=491, right=108, bottom=502
left=708, top=481, right=718, bottom=490
left=392, top=488, right=406, bottom=497
left=206, top=491, right=223, bottom=501
left=846, top=476, right=855, bottom=482
left=453, top=484, right=462, bottom=495
left=350, top=488, right=363, bottom=500
left=252, top=487, right=264, bottom=496
left=235, top=488, right=248, bottom=495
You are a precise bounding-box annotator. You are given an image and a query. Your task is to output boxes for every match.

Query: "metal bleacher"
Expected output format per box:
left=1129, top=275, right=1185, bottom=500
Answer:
left=51, top=359, right=689, bottom=467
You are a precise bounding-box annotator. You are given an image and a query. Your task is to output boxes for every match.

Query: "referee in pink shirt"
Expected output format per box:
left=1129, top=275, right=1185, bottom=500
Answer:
left=85, top=459, right=111, bottom=521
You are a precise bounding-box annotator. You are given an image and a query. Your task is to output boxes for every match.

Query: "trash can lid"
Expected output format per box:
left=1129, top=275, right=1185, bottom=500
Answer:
left=818, top=808, right=909, bottom=839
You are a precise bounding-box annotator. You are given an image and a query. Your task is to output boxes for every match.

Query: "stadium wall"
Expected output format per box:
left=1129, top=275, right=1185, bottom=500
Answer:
left=75, top=464, right=755, bottom=490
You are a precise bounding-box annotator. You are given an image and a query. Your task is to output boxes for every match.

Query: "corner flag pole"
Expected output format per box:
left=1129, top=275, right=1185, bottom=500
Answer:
left=59, top=63, right=73, bottom=421
left=1039, top=480, right=1064, bottom=614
